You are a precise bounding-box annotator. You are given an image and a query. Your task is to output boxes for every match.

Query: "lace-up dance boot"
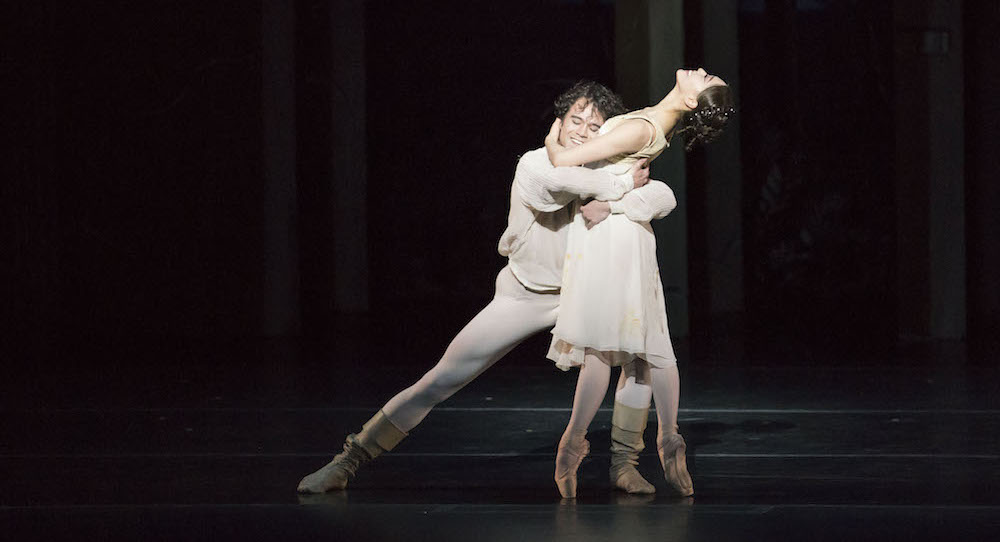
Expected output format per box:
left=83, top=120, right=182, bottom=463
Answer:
left=297, top=410, right=407, bottom=493
left=609, top=401, right=655, bottom=494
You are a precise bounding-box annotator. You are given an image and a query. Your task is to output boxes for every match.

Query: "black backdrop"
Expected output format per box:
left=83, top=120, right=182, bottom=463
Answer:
left=363, top=1, right=618, bottom=360
left=6, top=0, right=998, bottom=368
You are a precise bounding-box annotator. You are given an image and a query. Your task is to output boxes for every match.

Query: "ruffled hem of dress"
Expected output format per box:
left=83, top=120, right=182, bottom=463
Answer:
left=546, top=337, right=676, bottom=371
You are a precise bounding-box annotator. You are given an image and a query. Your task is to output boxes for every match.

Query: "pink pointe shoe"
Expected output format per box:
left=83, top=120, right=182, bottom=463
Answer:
left=554, top=431, right=590, bottom=498
left=657, top=432, right=694, bottom=497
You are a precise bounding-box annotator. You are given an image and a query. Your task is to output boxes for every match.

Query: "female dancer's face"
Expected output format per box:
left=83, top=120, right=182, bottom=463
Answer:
left=675, top=68, right=727, bottom=105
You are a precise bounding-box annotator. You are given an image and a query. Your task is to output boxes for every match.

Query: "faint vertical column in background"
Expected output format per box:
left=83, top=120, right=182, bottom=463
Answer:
left=261, top=0, right=301, bottom=336
left=617, top=0, right=689, bottom=337
left=701, top=0, right=744, bottom=329
left=893, top=2, right=931, bottom=338
left=893, top=0, right=966, bottom=340
left=965, top=2, right=1000, bottom=348
left=926, top=0, right=965, bottom=339
left=331, top=0, right=368, bottom=312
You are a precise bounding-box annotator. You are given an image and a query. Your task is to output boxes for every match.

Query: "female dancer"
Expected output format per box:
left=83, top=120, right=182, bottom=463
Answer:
left=544, top=68, right=734, bottom=498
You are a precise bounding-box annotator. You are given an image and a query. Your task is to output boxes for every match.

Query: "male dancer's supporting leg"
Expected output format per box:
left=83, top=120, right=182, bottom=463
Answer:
left=609, top=360, right=656, bottom=494
left=297, top=267, right=559, bottom=493
left=554, top=349, right=611, bottom=498
left=649, top=363, right=694, bottom=496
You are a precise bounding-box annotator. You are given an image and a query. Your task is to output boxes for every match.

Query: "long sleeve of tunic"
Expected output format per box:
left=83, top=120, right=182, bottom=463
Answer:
left=514, top=148, right=633, bottom=212
left=608, top=180, right=677, bottom=222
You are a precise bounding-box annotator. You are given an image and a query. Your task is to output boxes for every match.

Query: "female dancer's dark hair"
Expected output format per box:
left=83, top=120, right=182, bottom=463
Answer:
left=676, top=85, right=736, bottom=151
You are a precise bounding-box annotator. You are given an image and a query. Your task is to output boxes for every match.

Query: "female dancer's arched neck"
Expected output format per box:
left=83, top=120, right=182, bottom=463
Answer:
left=642, top=87, right=688, bottom=137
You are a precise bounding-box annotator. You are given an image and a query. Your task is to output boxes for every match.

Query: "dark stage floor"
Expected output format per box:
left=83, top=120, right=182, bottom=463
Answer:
left=3, top=339, right=1000, bottom=541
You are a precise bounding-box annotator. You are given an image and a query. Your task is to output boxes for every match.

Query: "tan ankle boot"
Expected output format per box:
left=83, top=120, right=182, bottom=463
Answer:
left=554, top=430, right=590, bottom=498
left=609, top=401, right=655, bottom=494
left=657, top=428, right=693, bottom=497
left=297, top=410, right=407, bottom=493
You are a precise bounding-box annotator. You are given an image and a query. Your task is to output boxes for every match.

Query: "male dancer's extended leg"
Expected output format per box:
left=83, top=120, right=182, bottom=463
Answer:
left=382, top=272, right=559, bottom=430
left=297, top=266, right=559, bottom=493
left=649, top=363, right=693, bottom=496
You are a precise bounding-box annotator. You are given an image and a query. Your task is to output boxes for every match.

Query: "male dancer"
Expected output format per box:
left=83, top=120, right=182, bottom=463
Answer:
left=297, top=81, right=677, bottom=495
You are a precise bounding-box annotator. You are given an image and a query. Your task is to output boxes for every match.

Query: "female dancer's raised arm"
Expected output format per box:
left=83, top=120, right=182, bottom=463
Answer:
left=544, top=116, right=654, bottom=167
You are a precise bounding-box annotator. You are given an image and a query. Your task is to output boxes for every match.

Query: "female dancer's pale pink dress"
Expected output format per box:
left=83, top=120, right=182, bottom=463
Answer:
left=547, top=111, right=677, bottom=371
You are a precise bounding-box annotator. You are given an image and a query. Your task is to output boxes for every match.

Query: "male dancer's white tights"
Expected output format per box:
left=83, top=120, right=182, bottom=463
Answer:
left=379, top=265, right=673, bottom=438
left=382, top=266, right=560, bottom=432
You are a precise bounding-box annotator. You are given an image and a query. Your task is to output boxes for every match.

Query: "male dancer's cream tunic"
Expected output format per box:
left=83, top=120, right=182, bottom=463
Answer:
left=381, top=147, right=677, bottom=431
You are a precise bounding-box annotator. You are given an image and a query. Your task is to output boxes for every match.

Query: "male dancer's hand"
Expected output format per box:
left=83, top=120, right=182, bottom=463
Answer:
left=581, top=200, right=611, bottom=229
left=581, top=158, right=649, bottom=228
left=630, top=158, right=650, bottom=188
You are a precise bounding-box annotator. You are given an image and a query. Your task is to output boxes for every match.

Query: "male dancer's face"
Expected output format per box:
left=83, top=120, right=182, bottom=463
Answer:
left=557, top=97, right=605, bottom=148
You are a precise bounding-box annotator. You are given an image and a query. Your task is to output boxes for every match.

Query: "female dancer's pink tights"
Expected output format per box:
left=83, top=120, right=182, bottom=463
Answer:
left=561, top=351, right=679, bottom=440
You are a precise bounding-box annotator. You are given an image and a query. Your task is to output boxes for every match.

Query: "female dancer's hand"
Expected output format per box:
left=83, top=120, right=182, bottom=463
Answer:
left=581, top=200, right=611, bottom=229
left=545, top=118, right=563, bottom=148
left=545, top=118, right=565, bottom=164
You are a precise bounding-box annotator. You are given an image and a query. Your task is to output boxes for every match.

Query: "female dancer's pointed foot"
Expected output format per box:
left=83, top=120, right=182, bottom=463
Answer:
left=657, top=432, right=694, bottom=497
left=554, top=431, right=590, bottom=498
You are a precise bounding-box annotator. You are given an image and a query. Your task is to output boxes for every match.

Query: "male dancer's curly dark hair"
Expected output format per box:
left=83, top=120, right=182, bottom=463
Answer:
left=553, top=80, right=627, bottom=121
left=675, top=85, right=736, bottom=151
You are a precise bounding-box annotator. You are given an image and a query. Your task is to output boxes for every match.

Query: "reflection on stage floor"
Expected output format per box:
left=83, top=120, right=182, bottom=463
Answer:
left=3, top=340, right=999, bottom=541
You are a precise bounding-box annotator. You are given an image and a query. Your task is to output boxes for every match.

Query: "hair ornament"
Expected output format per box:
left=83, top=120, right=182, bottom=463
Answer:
left=693, top=105, right=736, bottom=119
